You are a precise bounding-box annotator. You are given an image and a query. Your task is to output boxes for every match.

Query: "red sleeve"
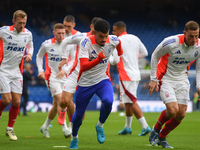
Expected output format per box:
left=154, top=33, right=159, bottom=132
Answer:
left=116, top=39, right=123, bottom=56
left=80, top=51, right=105, bottom=72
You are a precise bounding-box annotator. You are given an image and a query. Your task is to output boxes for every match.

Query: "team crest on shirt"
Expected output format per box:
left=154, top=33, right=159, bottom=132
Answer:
left=194, top=51, right=198, bottom=57
left=24, top=37, right=27, bottom=42
left=108, top=47, right=111, bottom=53
left=165, top=91, right=169, bottom=98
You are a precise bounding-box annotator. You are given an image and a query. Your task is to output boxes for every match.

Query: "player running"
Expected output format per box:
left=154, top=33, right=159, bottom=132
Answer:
left=0, top=10, right=34, bottom=141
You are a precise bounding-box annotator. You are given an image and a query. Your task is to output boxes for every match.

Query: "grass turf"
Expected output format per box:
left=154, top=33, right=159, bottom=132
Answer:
left=0, top=111, right=199, bottom=150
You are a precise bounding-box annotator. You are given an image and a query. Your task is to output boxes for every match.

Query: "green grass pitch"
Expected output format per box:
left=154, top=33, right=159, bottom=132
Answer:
left=0, top=111, right=199, bottom=150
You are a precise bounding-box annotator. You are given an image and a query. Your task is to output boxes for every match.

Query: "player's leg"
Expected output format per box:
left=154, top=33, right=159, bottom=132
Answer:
left=5, top=92, right=21, bottom=141
left=70, top=85, right=94, bottom=149
left=22, top=91, right=28, bottom=116
left=118, top=103, right=133, bottom=135
left=0, top=93, right=12, bottom=118
left=95, top=79, right=113, bottom=144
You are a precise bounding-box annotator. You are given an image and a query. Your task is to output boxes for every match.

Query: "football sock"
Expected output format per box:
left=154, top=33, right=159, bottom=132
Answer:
left=0, top=99, right=7, bottom=116
left=62, top=119, right=68, bottom=132
left=43, top=117, right=53, bottom=129
left=154, top=110, right=170, bottom=131
left=61, top=108, right=66, bottom=111
left=72, top=135, right=78, bottom=139
left=8, top=105, right=20, bottom=128
left=159, top=117, right=181, bottom=138
left=125, top=116, right=133, bottom=128
left=97, top=121, right=103, bottom=127
left=68, top=114, right=72, bottom=122
left=138, top=116, right=148, bottom=129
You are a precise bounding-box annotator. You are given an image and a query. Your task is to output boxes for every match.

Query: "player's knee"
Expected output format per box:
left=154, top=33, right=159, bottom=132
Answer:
left=168, top=107, right=179, bottom=117
left=12, top=100, right=20, bottom=106
left=103, top=98, right=113, bottom=108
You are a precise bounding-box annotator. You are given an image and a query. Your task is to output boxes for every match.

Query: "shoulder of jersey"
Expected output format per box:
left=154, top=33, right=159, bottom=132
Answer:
left=0, top=26, right=9, bottom=31
left=109, top=35, right=119, bottom=45
left=162, top=35, right=180, bottom=48
left=41, top=39, right=51, bottom=47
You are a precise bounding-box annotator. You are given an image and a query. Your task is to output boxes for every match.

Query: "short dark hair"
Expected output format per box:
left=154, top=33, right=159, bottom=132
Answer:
left=63, top=15, right=75, bottom=23
left=113, top=21, right=126, bottom=30
left=54, top=23, right=65, bottom=30
left=184, top=21, right=199, bottom=31
left=94, top=19, right=110, bottom=33
left=91, top=17, right=102, bottom=25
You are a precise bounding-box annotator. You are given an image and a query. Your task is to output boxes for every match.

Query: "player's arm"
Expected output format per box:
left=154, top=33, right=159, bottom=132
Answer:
left=36, top=42, right=46, bottom=79
left=196, top=57, right=200, bottom=96
left=110, top=49, right=120, bottom=65
left=116, top=39, right=123, bottom=56
left=148, top=40, right=169, bottom=95
left=138, top=38, right=148, bottom=59
left=79, top=37, right=105, bottom=72
left=24, top=32, right=34, bottom=62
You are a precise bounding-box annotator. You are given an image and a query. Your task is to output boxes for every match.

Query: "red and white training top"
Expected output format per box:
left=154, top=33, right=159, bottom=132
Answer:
left=117, top=32, right=148, bottom=81
left=62, top=31, right=92, bottom=75
left=150, top=34, right=200, bottom=84
left=36, top=38, right=68, bottom=82
left=0, top=25, right=34, bottom=76
left=78, top=35, right=123, bottom=87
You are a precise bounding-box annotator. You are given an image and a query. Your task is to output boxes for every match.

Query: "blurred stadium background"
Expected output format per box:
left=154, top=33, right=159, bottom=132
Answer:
left=1, top=0, right=200, bottom=112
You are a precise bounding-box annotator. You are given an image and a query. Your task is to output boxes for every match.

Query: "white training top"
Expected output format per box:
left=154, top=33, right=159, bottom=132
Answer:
left=62, top=32, right=92, bottom=76
left=0, top=25, right=34, bottom=76
left=78, top=35, right=120, bottom=87
left=36, top=38, right=68, bottom=82
left=150, top=34, right=200, bottom=88
left=117, top=32, right=148, bottom=81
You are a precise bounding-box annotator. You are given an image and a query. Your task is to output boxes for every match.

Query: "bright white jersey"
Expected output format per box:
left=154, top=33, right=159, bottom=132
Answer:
left=62, top=31, right=92, bottom=75
left=36, top=38, right=68, bottom=82
left=150, top=34, right=200, bottom=84
left=64, top=29, right=81, bottom=74
left=0, top=25, right=34, bottom=76
left=78, top=35, right=120, bottom=87
left=117, top=32, right=148, bottom=81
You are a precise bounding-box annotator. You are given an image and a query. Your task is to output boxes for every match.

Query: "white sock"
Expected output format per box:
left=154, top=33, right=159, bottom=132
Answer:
left=97, top=121, right=103, bottom=127
left=138, top=117, right=148, bottom=129
left=125, top=116, right=133, bottom=128
left=72, top=135, right=78, bottom=139
left=61, top=108, right=66, bottom=111
left=43, top=117, right=52, bottom=129
left=7, top=127, right=13, bottom=131
left=62, top=119, right=68, bottom=132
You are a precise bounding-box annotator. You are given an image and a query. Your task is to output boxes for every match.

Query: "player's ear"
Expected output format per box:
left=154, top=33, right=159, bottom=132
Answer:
left=53, top=31, right=55, bottom=36
left=12, top=19, right=15, bottom=24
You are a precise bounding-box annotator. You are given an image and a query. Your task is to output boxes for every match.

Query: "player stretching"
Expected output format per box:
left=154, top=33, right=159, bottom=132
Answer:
left=0, top=10, right=33, bottom=141
left=148, top=21, right=200, bottom=148
left=112, top=21, right=151, bottom=136
left=36, top=23, right=71, bottom=138
left=58, top=17, right=102, bottom=134
left=69, top=19, right=123, bottom=149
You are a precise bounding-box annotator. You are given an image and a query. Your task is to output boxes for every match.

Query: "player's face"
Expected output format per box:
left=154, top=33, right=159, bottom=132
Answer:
left=63, top=21, right=75, bottom=34
left=53, top=28, right=65, bottom=43
left=112, top=26, right=121, bottom=37
left=184, top=29, right=199, bottom=46
left=94, top=31, right=109, bottom=46
left=13, top=16, right=27, bottom=33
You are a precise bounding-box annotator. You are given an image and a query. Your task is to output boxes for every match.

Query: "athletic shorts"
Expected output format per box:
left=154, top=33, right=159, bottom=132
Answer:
left=45, top=80, right=65, bottom=97
left=63, top=72, right=78, bottom=93
left=0, top=74, right=23, bottom=94
left=159, top=80, right=190, bottom=105
left=119, top=80, right=139, bottom=103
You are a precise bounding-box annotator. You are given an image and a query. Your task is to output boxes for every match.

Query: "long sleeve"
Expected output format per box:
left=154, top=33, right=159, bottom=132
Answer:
left=36, top=42, right=46, bottom=72
left=110, top=49, right=120, bottom=65
left=116, top=39, right=123, bottom=56
left=138, top=39, right=148, bottom=58
left=196, top=57, right=200, bottom=89
left=26, top=32, right=34, bottom=56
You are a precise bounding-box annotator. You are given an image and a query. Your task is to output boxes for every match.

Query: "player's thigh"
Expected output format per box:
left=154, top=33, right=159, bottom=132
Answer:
left=96, top=79, right=113, bottom=102
left=159, top=81, right=177, bottom=104
left=0, top=75, right=12, bottom=94
left=119, top=80, right=139, bottom=103
left=63, top=74, right=77, bottom=94
left=45, top=80, right=63, bottom=97
left=10, top=76, right=23, bottom=94
left=176, top=80, right=190, bottom=105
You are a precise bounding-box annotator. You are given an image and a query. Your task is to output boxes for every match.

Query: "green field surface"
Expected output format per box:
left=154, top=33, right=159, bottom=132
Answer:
left=0, top=111, right=199, bottom=150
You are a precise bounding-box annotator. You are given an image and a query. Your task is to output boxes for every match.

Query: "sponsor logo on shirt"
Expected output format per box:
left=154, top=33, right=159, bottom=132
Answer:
left=7, top=35, right=12, bottom=39
left=7, top=46, right=26, bottom=52
left=50, top=57, right=62, bottom=61
left=175, top=50, right=181, bottom=54
left=100, top=58, right=108, bottom=64
left=172, top=57, right=190, bottom=64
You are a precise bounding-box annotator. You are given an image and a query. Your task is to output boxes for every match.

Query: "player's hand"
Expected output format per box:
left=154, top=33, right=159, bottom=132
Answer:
left=38, top=72, right=44, bottom=79
left=58, top=58, right=67, bottom=71
left=24, top=54, right=32, bottom=62
left=197, top=87, right=200, bottom=97
left=148, top=80, right=158, bottom=95
left=56, top=70, right=65, bottom=79
left=98, top=51, right=105, bottom=59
